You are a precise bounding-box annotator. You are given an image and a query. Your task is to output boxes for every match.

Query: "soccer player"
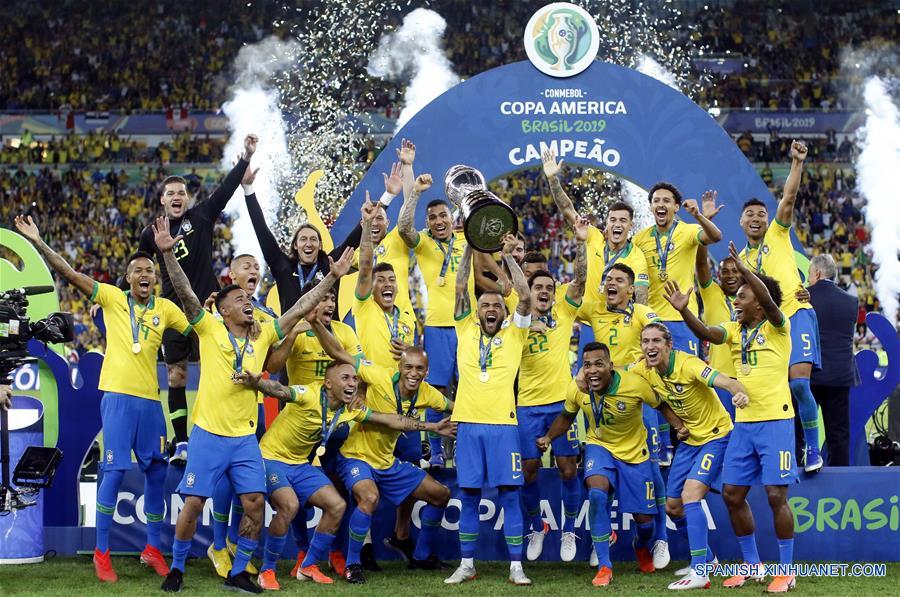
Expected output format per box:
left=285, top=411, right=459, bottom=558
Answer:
left=444, top=234, right=533, bottom=586
left=207, top=253, right=277, bottom=578
left=666, top=243, right=799, bottom=593
left=629, top=323, right=747, bottom=590
left=152, top=216, right=353, bottom=593
left=737, top=140, right=823, bottom=472
left=542, top=149, right=650, bottom=305
left=538, top=342, right=687, bottom=587
left=138, top=134, right=257, bottom=464
left=232, top=362, right=454, bottom=589
left=519, top=216, right=587, bottom=563
left=398, top=173, right=476, bottom=469
left=14, top=216, right=187, bottom=583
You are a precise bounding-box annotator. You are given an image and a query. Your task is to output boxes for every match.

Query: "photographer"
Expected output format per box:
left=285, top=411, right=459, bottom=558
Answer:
left=0, top=384, right=10, bottom=410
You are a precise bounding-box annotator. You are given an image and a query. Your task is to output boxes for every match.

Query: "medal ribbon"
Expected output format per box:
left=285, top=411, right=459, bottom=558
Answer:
left=725, top=295, right=737, bottom=321
left=128, top=294, right=151, bottom=349
left=654, top=220, right=678, bottom=279
left=297, top=262, right=320, bottom=287
left=740, top=320, right=765, bottom=370
left=478, top=330, right=493, bottom=374
left=601, top=244, right=627, bottom=283
left=433, top=234, right=455, bottom=280
left=228, top=332, right=251, bottom=373
left=393, top=381, right=419, bottom=417
left=588, top=388, right=606, bottom=428
left=384, top=307, right=401, bottom=340
left=538, top=312, right=555, bottom=329
left=319, top=386, right=345, bottom=445
left=606, top=301, right=634, bottom=322
left=741, top=244, right=765, bottom=274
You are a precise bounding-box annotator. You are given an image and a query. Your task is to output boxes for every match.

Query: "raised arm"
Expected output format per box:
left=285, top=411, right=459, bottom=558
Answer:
left=265, top=323, right=302, bottom=374
left=473, top=252, right=511, bottom=295
left=243, top=169, right=292, bottom=276
left=455, top=244, right=473, bottom=319
left=278, top=247, right=354, bottom=333
left=398, top=174, right=431, bottom=248
left=198, top=134, right=256, bottom=220
left=567, top=216, right=589, bottom=304
left=664, top=280, right=727, bottom=344
left=683, top=192, right=722, bottom=245
left=309, top=318, right=356, bottom=366
left=152, top=216, right=203, bottom=321
left=502, top=234, right=531, bottom=316
left=396, top=138, right=416, bottom=201
left=695, top=244, right=713, bottom=287
left=541, top=149, right=579, bottom=227
left=776, top=140, right=808, bottom=226
left=14, top=215, right=94, bottom=296
left=728, top=241, right=783, bottom=326
left=355, top=193, right=379, bottom=299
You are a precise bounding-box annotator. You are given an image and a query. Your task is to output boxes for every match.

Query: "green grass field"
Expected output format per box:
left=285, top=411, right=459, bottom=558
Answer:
left=1, top=559, right=896, bottom=596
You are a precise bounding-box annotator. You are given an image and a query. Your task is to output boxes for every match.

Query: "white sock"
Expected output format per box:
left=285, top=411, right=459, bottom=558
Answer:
left=461, top=557, right=474, bottom=569
left=510, top=561, right=523, bottom=570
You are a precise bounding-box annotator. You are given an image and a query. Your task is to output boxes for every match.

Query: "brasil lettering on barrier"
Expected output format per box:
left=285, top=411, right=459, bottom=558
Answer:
left=790, top=495, right=900, bottom=533
left=508, top=138, right=621, bottom=167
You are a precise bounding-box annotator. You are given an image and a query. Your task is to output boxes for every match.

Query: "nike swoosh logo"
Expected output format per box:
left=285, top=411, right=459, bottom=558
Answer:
left=512, top=474, right=522, bottom=480
left=302, top=350, right=313, bottom=355
left=780, top=472, right=792, bottom=478
left=697, top=471, right=709, bottom=476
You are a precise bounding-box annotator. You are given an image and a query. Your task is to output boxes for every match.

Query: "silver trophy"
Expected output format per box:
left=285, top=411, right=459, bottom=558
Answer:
left=444, top=165, right=518, bottom=253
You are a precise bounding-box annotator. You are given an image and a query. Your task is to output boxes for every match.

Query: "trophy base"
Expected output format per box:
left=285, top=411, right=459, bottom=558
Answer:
left=463, top=199, right=519, bottom=253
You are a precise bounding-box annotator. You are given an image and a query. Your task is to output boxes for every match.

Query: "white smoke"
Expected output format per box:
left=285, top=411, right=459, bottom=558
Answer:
left=367, top=8, right=460, bottom=132
left=856, top=76, right=900, bottom=325
left=220, top=36, right=298, bottom=268
left=637, top=55, right=681, bottom=91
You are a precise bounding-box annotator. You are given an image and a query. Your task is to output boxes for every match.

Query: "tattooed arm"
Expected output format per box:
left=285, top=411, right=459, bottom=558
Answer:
left=502, top=234, right=531, bottom=316
left=398, top=174, right=432, bottom=248
left=567, top=216, right=589, bottom=304
left=151, top=216, right=203, bottom=321
left=14, top=216, right=95, bottom=296
left=455, top=244, right=473, bottom=319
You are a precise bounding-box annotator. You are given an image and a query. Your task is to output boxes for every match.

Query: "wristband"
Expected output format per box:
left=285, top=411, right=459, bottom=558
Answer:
left=378, top=191, right=397, bottom=206
left=513, top=311, right=532, bottom=329
left=241, top=183, right=255, bottom=196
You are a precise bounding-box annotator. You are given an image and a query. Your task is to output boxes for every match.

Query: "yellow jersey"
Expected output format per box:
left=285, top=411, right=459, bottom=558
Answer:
left=91, top=282, right=191, bottom=401
left=190, top=311, right=284, bottom=437
left=739, top=220, right=809, bottom=318
left=717, top=318, right=794, bottom=423
left=352, top=228, right=413, bottom=314
left=412, top=230, right=475, bottom=327
left=453, top=311, right=529, bottom=425
left=351, top=291, right=417, bottom=370
left=634, top=220, right=703, bottom=321
left=286, top=321, right=361, bottom=385
left=583, top=300, right=659, bottom=367
left=518, top=295, right=581, bottom=407
left=341, top=360, right=449, bottom=469
left=628, top=351, right=733, bottom=445
left=585, top=226, right=650, bottom=306
left=699, top=280, right=737, bottom=377
left=260, top=381, right=370, bottom=464
left=213, top=302, right=277, bottom=403
left=563, top=371, right=659, bottom=463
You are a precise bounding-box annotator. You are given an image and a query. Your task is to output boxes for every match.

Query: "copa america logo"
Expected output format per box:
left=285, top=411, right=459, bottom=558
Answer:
left=524, top=3, right=600, bottom=78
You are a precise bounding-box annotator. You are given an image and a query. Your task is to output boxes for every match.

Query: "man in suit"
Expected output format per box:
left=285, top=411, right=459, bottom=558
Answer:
left=806, top=254, right=859, bottom=466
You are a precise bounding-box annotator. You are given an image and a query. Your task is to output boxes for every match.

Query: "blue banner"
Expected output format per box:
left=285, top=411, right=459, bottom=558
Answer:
left=718, top=111, right=862, bottom=134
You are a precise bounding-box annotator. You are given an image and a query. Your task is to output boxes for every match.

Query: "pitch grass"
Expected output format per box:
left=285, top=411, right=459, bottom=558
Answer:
left=1, top=559, right=896, bottom=596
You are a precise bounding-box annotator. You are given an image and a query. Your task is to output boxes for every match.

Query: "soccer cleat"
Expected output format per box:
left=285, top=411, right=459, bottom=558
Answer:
left=289, top=550, right=306, bottom=579
left=224, top=570, right=263, bottom=594
left=384, top=532, right=415, bottom=562
left=676, top=557, right=718, bottom=576
left=508, top=562, right=532, bottom=586
left=766, top=575, right=796, bottom=593
left=652, top=540, right=671, bottom=569
left=560, top=531, right=578, bottom=562
left=589, top=548, right=598, bottom=568
left=668, top=570, right=711, bottom=590
left=227, top=537, right=259, bottom=575
left=526, top=521, right=549, bottom=561
left=633, top=539, right=655, bottom=574
left=297, top=564, right=334, bottom=584
left=360, top=542, right=380, bottom=571
left=343, top=563, right=366, bottom=584
left=428, top=452, right=445, bottom=470
left=329, top=550, right=347, bottom=576
left=409, top=554, right=448, bottom=570
left=208, top=544, right=233, bottom=579
left=93, top=548, right=118, bottom=583
left=169, top=441, right=188, bottom=467
left=722, top=563, right=765, bottom=588
left=592, top=566, right=613, bottom=587
left=444, top=563, right=477, bottom=584
left=256, top=569, right=280, bottom=591
left=140, top=544, right=170, bottom=576
left=161, top=568, right=184, bottom=592
left=804, top=446, right=823, bottom=473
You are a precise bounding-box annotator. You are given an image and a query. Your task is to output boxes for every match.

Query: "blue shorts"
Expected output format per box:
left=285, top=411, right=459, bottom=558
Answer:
left=667, top=435, right=730, bottom=497
left=100, top=393, right=167, bottom=472
left=423, top=326, right=457, bottom=387
left=319, top=422, right=350, bottom=474
left=665, top=321, right=699, bottom=356
left=394, top=430, right=423, bottom=464
left=789, top=309, right=822, bottom=369
left=715, top=387, right=736, bottom=421
left=264, top=459, right=331, bottom=507
left=177, top=426, right=266, bottom=498
left=337, top=456, right=426, bottom=506
left=517, top=403, right=580, bottom=461
left=723, top=420, right=798, bottom=486
left=642, top=404, right=661, bottom=463
left=456, top=423, right=523, bottom=489
left=583, top=444, right=656, bottom=514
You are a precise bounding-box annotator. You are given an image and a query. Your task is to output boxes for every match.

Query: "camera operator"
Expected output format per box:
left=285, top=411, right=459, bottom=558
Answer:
left=0, top=384, right=10, bottom=410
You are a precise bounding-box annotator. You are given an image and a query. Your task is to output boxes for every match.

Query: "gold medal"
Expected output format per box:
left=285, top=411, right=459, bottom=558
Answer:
left=437, top=276, right=446, bottom=287
left=316, top=445, right=326, bottom=457
left=658, top=271, right=668, bottom=282
left=480, top=371, right=489, bottom=382
left=741, top=363, right=751, bottom=375
left=132, top=342, right=141, bottom=354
